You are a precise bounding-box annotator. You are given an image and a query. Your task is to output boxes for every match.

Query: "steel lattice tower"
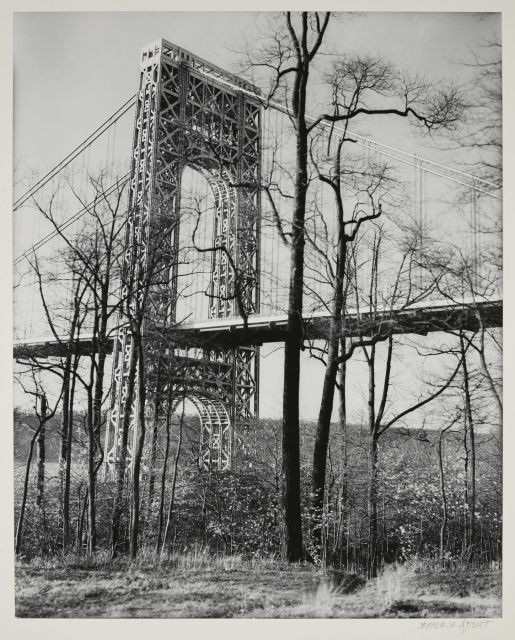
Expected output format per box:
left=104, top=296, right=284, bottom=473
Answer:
left=104, top=39, right=261, bottom=473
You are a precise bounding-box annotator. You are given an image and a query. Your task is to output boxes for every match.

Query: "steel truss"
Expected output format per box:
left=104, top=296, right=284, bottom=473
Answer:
left=104, top=39, right=261, bottom=475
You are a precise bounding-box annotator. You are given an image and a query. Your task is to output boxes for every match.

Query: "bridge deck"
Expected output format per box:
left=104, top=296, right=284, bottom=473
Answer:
left=13, top=298, right=502, bottom=358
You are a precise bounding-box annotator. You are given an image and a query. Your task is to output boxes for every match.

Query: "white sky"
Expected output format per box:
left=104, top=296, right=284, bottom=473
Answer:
left=12, top=10, right=502, bottom=421
left=14, top=11, right=501, bottom=171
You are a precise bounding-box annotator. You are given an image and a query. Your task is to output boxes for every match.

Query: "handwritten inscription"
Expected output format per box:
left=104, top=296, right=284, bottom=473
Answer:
left=417, top=620, right=492, bottom=633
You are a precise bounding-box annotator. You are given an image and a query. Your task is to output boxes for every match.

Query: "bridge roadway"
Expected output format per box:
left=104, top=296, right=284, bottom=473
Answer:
left=13, top=297, right=502, bottom=359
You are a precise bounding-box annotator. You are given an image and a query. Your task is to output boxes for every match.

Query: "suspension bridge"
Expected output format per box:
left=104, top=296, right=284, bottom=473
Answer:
left=13, top=39, right=502, bottom=473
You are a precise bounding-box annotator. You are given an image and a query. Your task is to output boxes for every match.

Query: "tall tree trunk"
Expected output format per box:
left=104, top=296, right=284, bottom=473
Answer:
left=77, top=488, right=88, bottom=552
left=311, top=203, right=347, bottom=558
left=86, top=383, right=97, bottom=554
left=161, top=410, right=184, bottom=556
left=62, top=355, right=78, bottom=552
left=92, top=351, right=106, bottom=438
left=438, top=428, right=448, bottom=563
left=460, top=332, right=476, bottom=552
left=339, top=342, right=349, bottom=517
left=156, top=394, right=173, bottom=553
left=146, top=367, right=162, bottom=538
left=92, top=347, right=107, bottom=475
left=368, top=432, right=380, bottom=578
left=59, top=358, right=71, bottom=547
left=16, top=417, right=45, bottom=556
left=278, top=11, right=331, bottom=562
left=337, top=347, right=349, bottom=565
left=311, top=338, right=339, bottom=559
left=282, top=47, right=310, bottom=562
left=462, top=412, right=469, bottom=554
left=111, top=335, right=139, bottom=557
left=88, top=326, right=109, bottom=553
left=36, top=394, right=47, bottom=507
left=366, top=342, right=379, bottom=577
left=130, top=337, right=147, bottom=559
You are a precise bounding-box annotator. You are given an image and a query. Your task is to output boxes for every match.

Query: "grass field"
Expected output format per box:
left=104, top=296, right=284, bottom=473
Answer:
left=15, top=552, right=501, bottom=618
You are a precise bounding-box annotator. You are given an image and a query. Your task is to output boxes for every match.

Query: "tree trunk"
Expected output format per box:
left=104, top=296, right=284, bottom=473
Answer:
left=368, top=432, right=380, bottom=578
left=478, top=345, right=502, bottom=417
left=156, top=395, right=173, bottom=553
left=311, top=201, right=347, bottom=559
left=36, top=394, right=47, bottom=507
left=338, top=343, right=349, bottom=548
left=282, top=51, right=311, bottom=562
left=477, top=319, right=502, bottom=417
left=146, top=368, right=162, bottom=539
left=129, top=337, right=147, bottom=559
left=437, top=428, right=448, bottom=563
left=87, top=323, right=109, bottom=553
left=59, top=358, right=71, bottom=548
left=86, top=384, right=97, bottom=554
left=62, top=355, right=78, bottom=552
left=16, top=419, right=45, bottom=556
left=460, top=332, right=476, bottom=553
left=462, top=412, right=469, bottom=554
left=77, top=489, right=88, bottom=552
left=92, top=349, right=107, bottom=454
left=161, top=410, right=184, bottom=556
left=111, top=335, right=139, bottom=557
left=311, top=341, right=339, bottom=559
left=366, top=342, right=379, bottom=578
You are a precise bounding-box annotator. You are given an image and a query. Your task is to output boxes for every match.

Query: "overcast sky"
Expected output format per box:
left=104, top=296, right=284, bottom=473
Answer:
left=14, top=12, right=501, bottom=171
left=12, top=11, right=502, bottom=420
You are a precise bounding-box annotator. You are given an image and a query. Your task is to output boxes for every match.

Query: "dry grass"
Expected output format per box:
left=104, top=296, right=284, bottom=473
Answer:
left=333, top=560, right=502, bottom=619
left=15, top=553, right=501, bottom=619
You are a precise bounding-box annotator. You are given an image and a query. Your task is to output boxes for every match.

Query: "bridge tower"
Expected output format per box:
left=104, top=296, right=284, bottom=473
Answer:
left=104, top=39, right=261, bottom=473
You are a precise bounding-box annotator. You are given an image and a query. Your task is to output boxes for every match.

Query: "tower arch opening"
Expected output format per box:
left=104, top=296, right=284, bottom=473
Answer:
left=175, top=166, right=216, bottom=324
left=174, top=164, right=238, bottom=325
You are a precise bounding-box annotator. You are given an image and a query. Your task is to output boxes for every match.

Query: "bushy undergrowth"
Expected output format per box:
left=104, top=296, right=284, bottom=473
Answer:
left=14, top=417, right=502, bottom=573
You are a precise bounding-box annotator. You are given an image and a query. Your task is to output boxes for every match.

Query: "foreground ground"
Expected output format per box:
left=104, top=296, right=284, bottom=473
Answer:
left=15, top=553, right=501, bottom=618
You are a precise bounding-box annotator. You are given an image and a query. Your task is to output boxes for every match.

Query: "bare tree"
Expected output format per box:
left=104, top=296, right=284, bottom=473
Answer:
left=346, top=230, right=472, bottom=576
left=242, top=11, right=331, bottom=560
left=27, top=250, right=90, bottom=552
left=28, top=171, right=128, bottom=554
left=160, top=399, right=185, bottom=556
left=437, top=416, right=460, bottom=563
left=243, top=12, right=464, bottom=560
left=14, top=372, right=61, bottom=556
left=458, top=41, right=502, bottom=187
left=417, top=236, right=501, bottom=558
left=307, top=148, right=385, bottom=560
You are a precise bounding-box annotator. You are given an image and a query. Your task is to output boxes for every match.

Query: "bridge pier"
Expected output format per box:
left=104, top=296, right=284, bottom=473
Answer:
left=104, top=39, right=262, bottom=476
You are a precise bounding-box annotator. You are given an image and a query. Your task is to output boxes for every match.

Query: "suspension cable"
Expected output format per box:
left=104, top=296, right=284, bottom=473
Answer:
left=14, top=173, right=130, bottom=266
left=14, top=95, right=136, bottom=211
left=184, top=63, right=501, bottom=194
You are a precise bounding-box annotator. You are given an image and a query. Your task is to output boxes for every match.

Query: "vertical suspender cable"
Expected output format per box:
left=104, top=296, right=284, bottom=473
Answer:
left=473, top=181, right=479, bottom=289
